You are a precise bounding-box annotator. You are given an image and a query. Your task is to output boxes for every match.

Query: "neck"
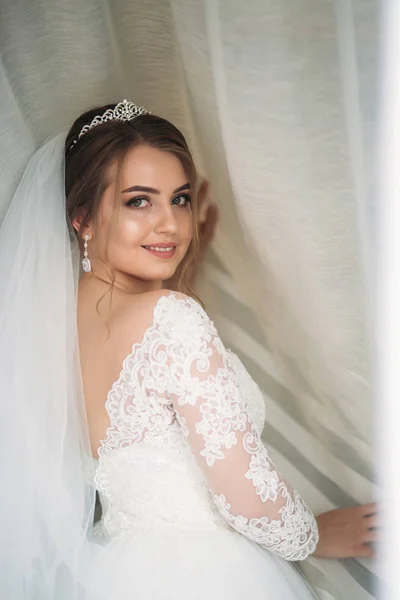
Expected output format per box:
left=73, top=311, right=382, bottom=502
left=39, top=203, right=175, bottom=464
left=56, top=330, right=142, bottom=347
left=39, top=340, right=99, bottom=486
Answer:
left=79, top=268, right=163, bottom=297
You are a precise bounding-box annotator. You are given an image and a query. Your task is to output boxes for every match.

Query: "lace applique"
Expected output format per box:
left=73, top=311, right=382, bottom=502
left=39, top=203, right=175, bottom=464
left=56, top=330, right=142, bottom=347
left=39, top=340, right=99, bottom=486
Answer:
left=193, top=369, right=248, bottom=467
left=243, top=424, right=281, bottom=502
left=97, top=318, right=182, bottom=463
left=214, top=491, right=319, bottom=561
left=163, top=293, right=319, bottom=561
left=94, top=292, right=318, bottom=560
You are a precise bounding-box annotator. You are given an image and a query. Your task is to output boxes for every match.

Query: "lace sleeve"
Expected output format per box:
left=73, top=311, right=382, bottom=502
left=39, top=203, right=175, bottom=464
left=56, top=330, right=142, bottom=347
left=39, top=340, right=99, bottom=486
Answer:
left=163, top=294, right=319, bottom=561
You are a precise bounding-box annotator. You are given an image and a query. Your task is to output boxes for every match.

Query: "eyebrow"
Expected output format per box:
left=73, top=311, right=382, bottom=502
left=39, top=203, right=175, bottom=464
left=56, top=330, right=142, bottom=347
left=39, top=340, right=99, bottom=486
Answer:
left=121, top=183, right=190, bottom=194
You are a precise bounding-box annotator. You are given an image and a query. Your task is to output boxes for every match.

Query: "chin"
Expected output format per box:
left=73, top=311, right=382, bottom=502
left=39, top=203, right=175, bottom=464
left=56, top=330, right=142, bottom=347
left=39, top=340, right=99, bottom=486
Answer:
left=135, top=265, right=180, bottom=282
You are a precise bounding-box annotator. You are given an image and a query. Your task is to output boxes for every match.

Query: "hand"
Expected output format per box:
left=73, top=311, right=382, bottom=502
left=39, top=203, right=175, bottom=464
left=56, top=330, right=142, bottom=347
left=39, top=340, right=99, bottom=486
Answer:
left=195, top=179, right=219, bottom=266
left=313, top=503, right=378, bottom=559
left=186, top=179, right=218, bottom=288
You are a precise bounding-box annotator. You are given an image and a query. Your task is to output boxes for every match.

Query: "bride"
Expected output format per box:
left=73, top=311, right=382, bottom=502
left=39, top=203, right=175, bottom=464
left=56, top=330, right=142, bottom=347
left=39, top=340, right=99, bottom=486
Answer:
left=0, top=100, right=376, bottom=599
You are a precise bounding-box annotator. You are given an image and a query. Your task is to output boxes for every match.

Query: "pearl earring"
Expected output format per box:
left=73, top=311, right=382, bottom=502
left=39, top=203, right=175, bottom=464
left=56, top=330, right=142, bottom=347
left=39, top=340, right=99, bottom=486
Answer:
left=82, top=234, right=92, bottom=272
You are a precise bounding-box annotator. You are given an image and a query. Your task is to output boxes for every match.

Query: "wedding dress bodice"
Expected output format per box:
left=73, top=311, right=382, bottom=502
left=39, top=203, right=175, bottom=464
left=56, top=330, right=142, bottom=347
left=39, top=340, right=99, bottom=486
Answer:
left=94, top=292, right=318, bottom=561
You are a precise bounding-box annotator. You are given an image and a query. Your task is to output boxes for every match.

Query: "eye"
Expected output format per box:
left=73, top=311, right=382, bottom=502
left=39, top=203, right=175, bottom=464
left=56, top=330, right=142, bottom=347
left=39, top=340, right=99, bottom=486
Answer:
left=171, top=194, right=191, bottom=206
left=126, top=197, right=150, bottom=208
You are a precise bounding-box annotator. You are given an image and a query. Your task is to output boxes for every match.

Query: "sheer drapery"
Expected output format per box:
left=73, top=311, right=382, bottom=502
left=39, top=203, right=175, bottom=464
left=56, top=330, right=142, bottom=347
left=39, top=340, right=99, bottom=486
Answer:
left=0, top=1, right=378, bottom=598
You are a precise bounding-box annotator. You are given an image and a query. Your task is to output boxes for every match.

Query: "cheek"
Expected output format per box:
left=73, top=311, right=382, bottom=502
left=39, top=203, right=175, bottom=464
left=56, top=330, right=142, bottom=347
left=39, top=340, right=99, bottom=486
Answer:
left=110, top=210, right=153, bottom=247
left=118, top=217, right=148, bottom=244
left=177, top=210, right=194, bottom=241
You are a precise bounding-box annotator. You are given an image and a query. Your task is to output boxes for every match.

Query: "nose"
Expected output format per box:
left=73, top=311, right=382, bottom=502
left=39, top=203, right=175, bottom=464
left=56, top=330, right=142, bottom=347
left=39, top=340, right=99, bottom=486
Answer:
left=154, top=204, right=178, bottom=236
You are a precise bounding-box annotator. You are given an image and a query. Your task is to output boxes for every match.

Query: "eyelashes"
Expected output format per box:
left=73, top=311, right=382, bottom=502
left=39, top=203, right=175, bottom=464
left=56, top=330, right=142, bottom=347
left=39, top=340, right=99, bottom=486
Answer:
left=125, top=194, right=191, bottom=209
left=125, top=197, right=149, bottom=208
left=171, top=193, right=191, bottom=207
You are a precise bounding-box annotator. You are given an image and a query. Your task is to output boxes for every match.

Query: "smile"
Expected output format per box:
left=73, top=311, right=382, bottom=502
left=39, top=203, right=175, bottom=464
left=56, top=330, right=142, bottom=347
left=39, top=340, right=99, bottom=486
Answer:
left=141, top=244, right=177, bottom=258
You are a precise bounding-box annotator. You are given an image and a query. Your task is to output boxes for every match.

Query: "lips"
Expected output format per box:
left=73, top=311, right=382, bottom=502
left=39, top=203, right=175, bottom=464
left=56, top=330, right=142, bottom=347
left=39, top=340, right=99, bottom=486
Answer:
left=141, top=243, right=177, bottom=259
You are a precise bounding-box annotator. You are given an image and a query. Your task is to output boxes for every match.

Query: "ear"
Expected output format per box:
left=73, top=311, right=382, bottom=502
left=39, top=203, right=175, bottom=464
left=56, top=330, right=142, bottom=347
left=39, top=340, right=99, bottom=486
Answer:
left=72, top=214, right=92, bottom=239
left=71, top=217, right=80, bottom=234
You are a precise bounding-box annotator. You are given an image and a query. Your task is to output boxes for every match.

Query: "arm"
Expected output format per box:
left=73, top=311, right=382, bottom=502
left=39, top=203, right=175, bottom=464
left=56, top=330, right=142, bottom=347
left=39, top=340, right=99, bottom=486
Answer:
left=166, top=296, right=318, bottom=561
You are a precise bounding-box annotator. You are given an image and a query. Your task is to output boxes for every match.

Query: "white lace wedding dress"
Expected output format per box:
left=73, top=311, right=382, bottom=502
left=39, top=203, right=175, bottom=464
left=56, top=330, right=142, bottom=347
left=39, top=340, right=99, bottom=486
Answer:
left=86, top=292, right=319, bottom=599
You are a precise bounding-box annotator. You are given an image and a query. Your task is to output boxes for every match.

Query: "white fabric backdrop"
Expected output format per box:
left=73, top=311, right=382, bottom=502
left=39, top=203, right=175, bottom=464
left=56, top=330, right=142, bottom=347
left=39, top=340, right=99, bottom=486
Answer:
left=0, top=1, right=378, bottom=598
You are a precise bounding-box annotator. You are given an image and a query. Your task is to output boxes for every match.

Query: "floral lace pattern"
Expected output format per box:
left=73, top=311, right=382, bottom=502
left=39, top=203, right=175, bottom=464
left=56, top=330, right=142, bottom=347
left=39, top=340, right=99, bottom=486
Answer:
left=214, top=491, right=319, bottom=561
left=94, top=292, right=318, bottom=560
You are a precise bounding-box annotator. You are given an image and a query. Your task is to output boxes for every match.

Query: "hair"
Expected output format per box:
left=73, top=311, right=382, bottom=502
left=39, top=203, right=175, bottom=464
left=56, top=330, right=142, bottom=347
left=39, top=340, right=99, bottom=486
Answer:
left=65, top=103, right=200, bottom=306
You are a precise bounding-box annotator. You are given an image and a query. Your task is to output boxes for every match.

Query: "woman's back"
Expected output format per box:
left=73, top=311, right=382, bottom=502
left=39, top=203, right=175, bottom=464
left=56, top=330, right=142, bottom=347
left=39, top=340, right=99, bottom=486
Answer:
left=77, top=284, right=171, bottom=458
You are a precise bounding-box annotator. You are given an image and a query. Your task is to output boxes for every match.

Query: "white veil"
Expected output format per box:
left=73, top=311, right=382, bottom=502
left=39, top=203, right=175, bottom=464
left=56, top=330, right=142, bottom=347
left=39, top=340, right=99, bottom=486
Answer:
left=0, top=134, right=96, bottom=598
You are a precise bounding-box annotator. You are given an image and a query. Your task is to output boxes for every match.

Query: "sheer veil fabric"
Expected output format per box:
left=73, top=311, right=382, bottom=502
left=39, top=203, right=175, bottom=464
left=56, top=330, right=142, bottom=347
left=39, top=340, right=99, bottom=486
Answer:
left=0, top=135, right=97, bottom=598
left=0, top=1, right=377, bottom=598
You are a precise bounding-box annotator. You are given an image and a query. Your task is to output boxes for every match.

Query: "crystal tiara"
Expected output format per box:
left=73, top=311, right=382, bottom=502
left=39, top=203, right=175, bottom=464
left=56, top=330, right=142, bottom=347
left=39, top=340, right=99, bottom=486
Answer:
left=70, top=99, right=150, bottom=149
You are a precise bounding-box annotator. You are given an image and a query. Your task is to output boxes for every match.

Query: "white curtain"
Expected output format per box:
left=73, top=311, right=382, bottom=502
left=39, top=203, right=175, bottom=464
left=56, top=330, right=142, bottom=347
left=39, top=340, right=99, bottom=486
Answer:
left=0, top=1, right=378, bottom=598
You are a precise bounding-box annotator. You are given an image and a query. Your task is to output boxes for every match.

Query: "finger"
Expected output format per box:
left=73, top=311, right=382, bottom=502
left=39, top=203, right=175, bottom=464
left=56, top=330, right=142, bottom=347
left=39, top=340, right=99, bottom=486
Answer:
left=364, top=514, right=378, bottom=529
left=205, top=203, right=218, bottom=231
left=363, top=530, right=378, bottom=543
left=361, top=502, right=378, bottom=517
left=197, top=179, right=209, bottom=207
left=199, top=201, right=210, bottom=224
left=199, top=204, right=218, bottom=248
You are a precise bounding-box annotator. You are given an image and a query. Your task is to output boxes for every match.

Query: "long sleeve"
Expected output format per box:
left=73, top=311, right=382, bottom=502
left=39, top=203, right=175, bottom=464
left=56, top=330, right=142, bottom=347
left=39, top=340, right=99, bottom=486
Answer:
left=164, top=294, right=319, bottom=561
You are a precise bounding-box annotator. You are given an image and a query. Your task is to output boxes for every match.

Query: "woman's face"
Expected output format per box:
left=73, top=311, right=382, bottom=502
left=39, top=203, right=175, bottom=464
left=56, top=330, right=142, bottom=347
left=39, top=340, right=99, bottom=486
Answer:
left=89, top=144, right=194, bottom=286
